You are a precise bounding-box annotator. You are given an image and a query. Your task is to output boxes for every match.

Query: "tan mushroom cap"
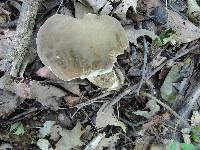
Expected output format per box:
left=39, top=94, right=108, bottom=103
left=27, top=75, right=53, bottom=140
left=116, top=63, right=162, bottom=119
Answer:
left=36, top=14, right=128, bottom=81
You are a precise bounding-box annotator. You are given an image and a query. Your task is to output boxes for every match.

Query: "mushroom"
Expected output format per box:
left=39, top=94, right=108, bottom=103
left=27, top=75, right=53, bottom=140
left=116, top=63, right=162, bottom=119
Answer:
left=36, top=14, right=128, bottom=90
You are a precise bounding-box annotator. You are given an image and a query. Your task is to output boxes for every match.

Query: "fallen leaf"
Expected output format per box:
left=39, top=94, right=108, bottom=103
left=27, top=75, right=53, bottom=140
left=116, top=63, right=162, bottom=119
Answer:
left=166, top=140, right=198, bottom=150
left=55, top=122, right=85, bottom=150
left=150, top=145, right=167, bottom=150
left=142, top=112, right=170, bottom=129
left=86, top=0, right=138, bottom=23
left=0, top=90, right=21, bottom=116
left=10, top=122, right=25, bottom=136
left=0, top=29, right=15, bottom=59
left=125, top=25, right=158, bottom=46
left=29, top=81, right=66, bottom=110
left=0, top=74, right=66, bottom=111
left=64, top=96, right=80, bottom=107
left=182, top=133, right=191, bottom=144
left=49, top=124, right=62, bottom=142
left=187, top=0, right=200, bottom=24
left=60, top=83, right=81, bottom=96
left=85, top=133, right=106, bottom=150
left=191, top=125, right=200, bottom=143
left=133, top=99, right=160, bottom=118
left=0, top=38, right=12, bottom=59
left=97, top=133, right=120, bottom=150
left=181, top=143, right=198, bottom=150
left=112, top=0, right=138, bottom=22
left=166, top=9, right=200, bottom=44
left=151, top=52, right=167, bottom=68
left=39, top=121, right=56, bottom=138
left=96, top=102, right=126, bottom=132
left=160, top=63, right=182, bottom=102
left=37, top=139, right=53, bottom=150
left=38, top=120, right=62, bottom=142
left=161, top=58, right=194, bottom=102
left=166, top=140, right=180, bottom=150
left=154, top=29, right=176, bottom=47
left=0, top=143, right=13, bottom=150
left=134, top=136, right=155, bottom=150
left=85, top=0, right=107, bottom=12
left=0, top=58, right=12, bottom=72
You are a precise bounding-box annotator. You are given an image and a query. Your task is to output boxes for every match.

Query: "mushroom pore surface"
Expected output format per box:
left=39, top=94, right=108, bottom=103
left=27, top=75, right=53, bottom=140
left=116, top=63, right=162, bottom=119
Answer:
left=36, top=14, right=128, bottom=81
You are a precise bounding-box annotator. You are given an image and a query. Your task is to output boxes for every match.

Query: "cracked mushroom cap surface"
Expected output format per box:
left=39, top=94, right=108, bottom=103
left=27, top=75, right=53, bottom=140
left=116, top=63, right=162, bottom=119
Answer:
left=36, top=14, right=128, bottom=81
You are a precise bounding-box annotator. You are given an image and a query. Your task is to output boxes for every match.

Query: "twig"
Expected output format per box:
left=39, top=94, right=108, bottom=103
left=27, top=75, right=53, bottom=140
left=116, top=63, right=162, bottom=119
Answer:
left=136, top=36, right=148, bottom=95
left=178, top=80, right=200, bottom=119
left=57, top=0, right=64, bottom=13
left=102, top=85, right=137, bottom=111
left=84, top=133, right=106, bottom=150
left=146, top=44, right=199, bottom=80
left=10, top=0, right=40, bottom=77
left=75, top=91, right=112, bottom=109
left=141, top=91, right=190, bottom=128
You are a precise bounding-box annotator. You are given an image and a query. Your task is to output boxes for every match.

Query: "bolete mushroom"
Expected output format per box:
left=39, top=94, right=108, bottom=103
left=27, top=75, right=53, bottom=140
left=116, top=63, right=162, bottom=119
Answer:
left=36, top=14, right=128, bottom=90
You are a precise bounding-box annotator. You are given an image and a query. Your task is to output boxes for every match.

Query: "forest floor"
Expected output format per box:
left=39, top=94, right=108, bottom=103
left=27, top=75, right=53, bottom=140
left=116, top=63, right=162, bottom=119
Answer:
left=0, top=0, right=200, bottom=149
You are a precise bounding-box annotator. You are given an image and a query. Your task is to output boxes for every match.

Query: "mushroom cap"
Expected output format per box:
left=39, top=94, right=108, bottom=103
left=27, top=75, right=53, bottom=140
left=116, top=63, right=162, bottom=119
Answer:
left=36, top=14, right=128, bottom=81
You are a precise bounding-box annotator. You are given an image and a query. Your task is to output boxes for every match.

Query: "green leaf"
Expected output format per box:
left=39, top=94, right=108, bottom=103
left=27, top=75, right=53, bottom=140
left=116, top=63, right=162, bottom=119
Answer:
left=154, top=29, right=176, bottom=47
left=10, top=122, right=25, bottom=136
left=167, top=140, right=180, bottom=150
left=160, top=64, right=181, bottom=102
left=180, top=143, right=198, bottom=150
left=191, top=125, right=200, bottom=143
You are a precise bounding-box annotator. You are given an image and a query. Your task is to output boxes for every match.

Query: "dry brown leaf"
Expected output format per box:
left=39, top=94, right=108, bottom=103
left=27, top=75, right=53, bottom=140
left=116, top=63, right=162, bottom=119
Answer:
left=113, top=0, right=138, bottom=22
left=0, top=59, right=12, bottom=72
left=151, top=52, right=167, bottom=68
left=64, top=96, right=80, bottom=107
left=86, top=0, right=138, bottom=23
left=125, top=25, right=158, bottom=46
left=96, top=133, right=120, bottom=150
left=37, top=139, right=53, bottom=150
left=36, top=67, right=82, bottom=96
left=96, top=102, right=126, bottom=132
left=166, top=9, right=200, bottom=44
left=29, top=81, right=66, bottom=110
left=0, top=30, right=15, bottom=59
left=85, top=133, right=106, bottom=150
left=0, top=90, right=22, bottom=116
left=133, top=99, right=160, bottom=119
left=142, top=112, right=170, bottom=129
left=0, top=74, right=66, bottom=110
left=60, top=83, right=81, bottom=96
left=55, top=122, right=85, bottom=150
left=134, top=136, right=155, bottom=150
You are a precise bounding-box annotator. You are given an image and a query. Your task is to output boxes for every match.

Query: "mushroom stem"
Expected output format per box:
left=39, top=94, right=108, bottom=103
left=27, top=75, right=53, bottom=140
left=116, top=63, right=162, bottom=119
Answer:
left=87, top=68, right=124, bottom=90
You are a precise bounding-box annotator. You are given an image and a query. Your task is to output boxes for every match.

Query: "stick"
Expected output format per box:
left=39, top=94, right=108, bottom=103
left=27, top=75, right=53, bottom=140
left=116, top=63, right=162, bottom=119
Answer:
left=10, top=0, right=40, bottom=77
left=102, top=85, right=137, bottom=111
left=146, top=44, right=199, bottom=80
left=75, top=91, right=112, bottom=109
left=136, top=36, right=148, bottom=95
left=141, top=92, right=190, bottom=128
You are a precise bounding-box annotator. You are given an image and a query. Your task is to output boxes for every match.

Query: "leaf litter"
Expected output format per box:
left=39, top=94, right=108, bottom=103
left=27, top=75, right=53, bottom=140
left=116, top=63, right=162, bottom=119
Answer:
left=0, top=0, right=200, bottom=149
